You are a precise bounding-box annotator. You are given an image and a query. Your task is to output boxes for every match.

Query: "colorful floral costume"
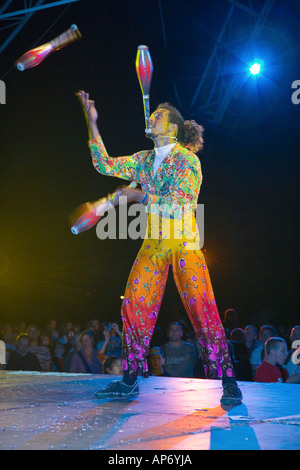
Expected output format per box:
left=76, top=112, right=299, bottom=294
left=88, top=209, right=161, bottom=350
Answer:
left=88, top=137, right=235, bottom=379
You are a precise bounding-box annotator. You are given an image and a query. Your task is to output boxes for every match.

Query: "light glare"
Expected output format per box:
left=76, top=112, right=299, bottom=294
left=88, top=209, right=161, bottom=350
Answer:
left=249, top=61, right=263, bottom=75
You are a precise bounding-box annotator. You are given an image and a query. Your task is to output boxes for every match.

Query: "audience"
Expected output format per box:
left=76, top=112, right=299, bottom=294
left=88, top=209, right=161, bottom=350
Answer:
left=223, top=308, right=240, bottom=338
left=96, top=322, right=122, bottom=362
left=34, top=332, right=52, bottom=372
left=230, top=328, right=244, bottom=342
left=27, top=324, right=40, bottom=348
left=244, top=325, right=259, bottom=354
left=25, top=324, right=52, bottom=372
left=45, top=320, right=59, bottom=343
left=51, top=342, right=65, bottom=372
left=249, top=325, right=278, bottom=375
left=228, top=328, right=253, bottom=381
left=161, top=322, right=197, bottom=378
left=147, top=346, right=170, bottom=377
left=58, top=321, right=75, bottom=345
left=87, top=319, right=102, bottom=344
left=3, top=329, right=16, bottom=364
left=254, top=337, right=300, bottom=384
left=103, top=355, right=123, bottom=375
left=62, top=327, right=78, bottom=357
left=1, top=313, right=299, bottom=384
left=6, top=333, right=42, bottom=372
left=69, top=330, right=102, bottom=374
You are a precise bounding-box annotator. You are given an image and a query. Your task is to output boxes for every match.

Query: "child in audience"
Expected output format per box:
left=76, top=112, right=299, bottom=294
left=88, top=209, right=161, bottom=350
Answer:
left=254, top=337, right=300, bottom=383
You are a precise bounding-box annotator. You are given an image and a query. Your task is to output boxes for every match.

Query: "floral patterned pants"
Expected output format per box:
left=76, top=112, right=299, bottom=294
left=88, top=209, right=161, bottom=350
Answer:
left=121, top=214, right=235, bottom=379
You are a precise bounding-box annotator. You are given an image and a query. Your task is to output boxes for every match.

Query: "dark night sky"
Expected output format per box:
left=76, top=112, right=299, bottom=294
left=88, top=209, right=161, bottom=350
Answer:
left=0, top=0, right=299, bottom=331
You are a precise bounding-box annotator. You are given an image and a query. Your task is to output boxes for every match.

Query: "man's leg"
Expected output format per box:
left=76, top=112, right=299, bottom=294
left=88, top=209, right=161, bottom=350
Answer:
left=95, top=238, right=169, bottom=398
left=171, top=246, right=242, bottom=405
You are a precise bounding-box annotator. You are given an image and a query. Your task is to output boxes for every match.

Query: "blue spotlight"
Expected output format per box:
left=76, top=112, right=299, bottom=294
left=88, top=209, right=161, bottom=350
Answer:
left=249, top=59, right=264, bottom=76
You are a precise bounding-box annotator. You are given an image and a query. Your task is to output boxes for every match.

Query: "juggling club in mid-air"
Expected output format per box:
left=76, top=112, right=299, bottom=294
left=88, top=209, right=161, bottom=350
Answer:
left=15, top=24, right=82, bottom=71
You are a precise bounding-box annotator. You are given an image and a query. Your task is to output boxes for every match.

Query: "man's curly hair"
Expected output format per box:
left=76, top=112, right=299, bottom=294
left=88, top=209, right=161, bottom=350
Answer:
left=157, top=102, right=204, bottom=153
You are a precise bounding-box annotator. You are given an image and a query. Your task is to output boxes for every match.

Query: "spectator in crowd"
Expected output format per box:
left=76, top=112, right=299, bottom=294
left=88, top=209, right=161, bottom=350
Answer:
left=96, top=322, right=122, bottom=361
left=27, top=324, right=41, bottom=349
left=58, top=321, right=74, bottom=345
left=223, top=308, right=240, bottom=338
left=70, top=330, right=102, bottom=374
left=63, top=327, right=78, bottom=357
left=16, top=322, right=27, bottom=335
left=34, top=332, right=52, bottom=371
left=230, top=328, right=244, bottom=342
left=103, top=355, right=123, bottom=375
left=51, top=342, right=65, bottom=372
left=27, top=325, right=51, bottom=371
left=278, top=325, right=290, bottom=343
left=254, top=337, right=300, bottom=383
left=45, top=319, right=59, bottom=343
left=244, top=325, right=259, bottom=355
left=87, top=319, right=102, bottom=343
left=229, top=328, right=253, bottom=381
left=6, top=333, right=42, bottom=372
left=147, top=346, right=170, bottom=377
left=181, top=324, right=206, bottom=378
left=161, top=322, right=197, bottom=378
left=62, top=328, right=79, bottom=372
left=3, top=329, right=17, bottom=364
left=250, top=325, right=277, bottom=375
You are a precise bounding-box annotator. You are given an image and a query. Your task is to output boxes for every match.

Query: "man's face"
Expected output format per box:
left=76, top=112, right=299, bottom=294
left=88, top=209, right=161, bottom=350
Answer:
left=147, top=108, right=172, bottom=138
left=168, top=324, right=183, bottom=342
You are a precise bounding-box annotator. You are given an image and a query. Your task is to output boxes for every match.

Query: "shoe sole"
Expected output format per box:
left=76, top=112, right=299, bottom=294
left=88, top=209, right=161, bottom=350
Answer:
left=95, top=392, right=139, bottom=399
left=94, top=379, right=139, bottom=399
left=220, top=397, right=242, bottom=406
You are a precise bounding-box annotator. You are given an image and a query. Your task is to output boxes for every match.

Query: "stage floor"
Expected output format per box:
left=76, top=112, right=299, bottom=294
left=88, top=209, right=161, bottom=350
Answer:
left=0, top=371, right=299, bottom=451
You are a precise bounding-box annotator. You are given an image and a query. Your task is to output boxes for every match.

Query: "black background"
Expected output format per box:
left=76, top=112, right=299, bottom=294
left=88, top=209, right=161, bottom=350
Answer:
left=0, top=0, right=299, bottom=332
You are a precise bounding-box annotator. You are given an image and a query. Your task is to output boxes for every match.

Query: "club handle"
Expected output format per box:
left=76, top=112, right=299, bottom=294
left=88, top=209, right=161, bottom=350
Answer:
left=51, top=24, right=82, bottom=51
left=142, top=94, right=150, bottom=131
